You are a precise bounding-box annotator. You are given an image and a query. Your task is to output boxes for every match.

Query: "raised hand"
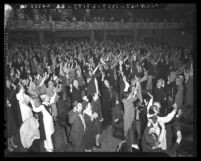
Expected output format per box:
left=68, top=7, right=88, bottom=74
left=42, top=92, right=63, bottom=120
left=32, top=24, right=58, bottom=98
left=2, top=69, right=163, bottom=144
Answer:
left=93, top=112, right=98, bottom=119
left=147, top=92, right=153, bottom=99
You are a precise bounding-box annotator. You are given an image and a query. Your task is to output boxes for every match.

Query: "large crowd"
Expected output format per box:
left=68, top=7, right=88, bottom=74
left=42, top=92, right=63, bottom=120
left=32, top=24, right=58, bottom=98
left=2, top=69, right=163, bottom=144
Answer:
left=8, top=7, right=183, bottom=24
left=5, top=38, right=193, bottom=155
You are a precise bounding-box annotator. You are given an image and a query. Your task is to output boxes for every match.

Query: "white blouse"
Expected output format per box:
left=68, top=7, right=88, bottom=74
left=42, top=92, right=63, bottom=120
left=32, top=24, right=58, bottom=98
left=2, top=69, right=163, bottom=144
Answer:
left=16, top=92, right=33, bottom=123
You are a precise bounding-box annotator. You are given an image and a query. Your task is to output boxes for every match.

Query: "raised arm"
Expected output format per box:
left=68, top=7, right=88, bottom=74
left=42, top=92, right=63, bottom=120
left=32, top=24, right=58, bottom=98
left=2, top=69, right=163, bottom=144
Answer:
left=92, top=64, right=101, bottom=75
left=123, top=56, right=129, bottom=63
left=147, top=92, right=154, bottom=113
left=155, top=53, right=161, bottom=66
left=49, top=91, right=57, bottom=105
left=28, top=77, right=33, bottom=94
left=59, top=62, right=65, bottom=76
left=100, top=57, right=106, bottom=65
left=101, top=71, right=105, bottom=82
left=158, top=107, right=177, bottom=124
left=38, top=72, right=47, bottom=87
left=123, top=77, right=130, bottom=92
left=111, top=59, right=119, bottom=69
left=140, top=70, right=148, bottom=83
left=94, top=78, right=99, bottom=94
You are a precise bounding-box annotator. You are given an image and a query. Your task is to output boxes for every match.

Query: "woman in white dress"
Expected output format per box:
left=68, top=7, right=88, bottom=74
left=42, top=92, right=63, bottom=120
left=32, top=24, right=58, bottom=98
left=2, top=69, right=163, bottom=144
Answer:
left=16, top=85, right=33, bottom=123
left=30, top=96, right=55, bottom=152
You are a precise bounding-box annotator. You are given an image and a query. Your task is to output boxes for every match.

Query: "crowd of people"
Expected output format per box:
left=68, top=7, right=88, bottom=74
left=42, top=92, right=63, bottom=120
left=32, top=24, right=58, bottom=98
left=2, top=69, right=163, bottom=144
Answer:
left=8, top=7, right=184, bottom=25
left=5, top=38, right=193, bottom=155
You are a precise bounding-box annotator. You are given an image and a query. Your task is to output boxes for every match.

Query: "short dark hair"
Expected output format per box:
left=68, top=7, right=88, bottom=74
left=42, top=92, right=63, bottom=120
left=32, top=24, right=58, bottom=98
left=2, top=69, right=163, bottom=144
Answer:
left=148, top=105, right=156, bottom=115
left=116, top=141, right=132, bottom=152
left=149, top=115, right=158, bottom=124
left=145, top=132, right=158, bottom=148
left=123, top=91, right=130, bottom=99
left=73, top=101, right=78, bottom=107
left=16, top=84, right=23, bottom=94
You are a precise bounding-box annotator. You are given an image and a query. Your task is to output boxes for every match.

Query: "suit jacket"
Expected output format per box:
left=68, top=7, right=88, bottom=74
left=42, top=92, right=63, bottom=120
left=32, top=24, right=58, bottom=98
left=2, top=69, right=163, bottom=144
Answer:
left=100, top=82, right=114, bottom=107
left=10, top=90, right=23, bottom=128
left=111, top=103, right=123, bottom=122
left=165, top=82, right=177, bottom=103
left=68, top=110, right=84, bottom=147
left=174, top=84, right=183, bottom=108
left=186, top=77, right=193, bottom=106
left=86, top=72, right=101, bottom=97
left=91, top=100, right=103, bottom=121
left=153, top=87, right=166, bottom=105
left=165, top=115, right=181, bottom=150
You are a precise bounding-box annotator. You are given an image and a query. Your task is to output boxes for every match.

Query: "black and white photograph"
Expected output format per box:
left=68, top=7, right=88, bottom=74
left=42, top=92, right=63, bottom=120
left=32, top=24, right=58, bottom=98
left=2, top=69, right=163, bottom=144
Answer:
left=4, top=3, right=196, bottom=157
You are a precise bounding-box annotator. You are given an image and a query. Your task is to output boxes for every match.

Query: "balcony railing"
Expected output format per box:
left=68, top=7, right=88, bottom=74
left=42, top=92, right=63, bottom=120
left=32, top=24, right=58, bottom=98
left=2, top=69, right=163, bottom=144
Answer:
left=7, top=19, right=184, bottom=31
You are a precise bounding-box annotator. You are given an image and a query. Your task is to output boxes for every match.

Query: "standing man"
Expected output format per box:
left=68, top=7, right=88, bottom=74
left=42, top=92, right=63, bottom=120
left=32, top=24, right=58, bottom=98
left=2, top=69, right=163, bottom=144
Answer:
left=68, top=103, right=85, bottom=152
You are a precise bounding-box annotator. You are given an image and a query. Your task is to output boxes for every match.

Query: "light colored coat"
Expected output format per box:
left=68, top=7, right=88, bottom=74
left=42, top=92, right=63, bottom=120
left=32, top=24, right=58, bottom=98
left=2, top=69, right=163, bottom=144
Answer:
left=16, top=92, right=33, bottom=123
left=122, top=96, right=135, bottom=135
left=32, top=103, right=55, bottom=151
left=20, top=117, right=40, bottom=148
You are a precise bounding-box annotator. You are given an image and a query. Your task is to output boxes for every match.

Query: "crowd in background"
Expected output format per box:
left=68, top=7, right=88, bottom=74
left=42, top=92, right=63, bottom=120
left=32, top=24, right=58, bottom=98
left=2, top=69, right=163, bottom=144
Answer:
left=8, top=7, right=184, bottom=24
left=5, top=38, right=193, bottom=154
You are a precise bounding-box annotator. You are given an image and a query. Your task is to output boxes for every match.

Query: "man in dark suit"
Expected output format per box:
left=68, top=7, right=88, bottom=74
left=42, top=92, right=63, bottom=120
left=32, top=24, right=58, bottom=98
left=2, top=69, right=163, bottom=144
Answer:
left=165, top=72, right=177, bottom=113
left=153, top=79, right=167, bottom=116
left=68, top=103, right=85, bottom=152
left=100, top=79, right=113, bottom=129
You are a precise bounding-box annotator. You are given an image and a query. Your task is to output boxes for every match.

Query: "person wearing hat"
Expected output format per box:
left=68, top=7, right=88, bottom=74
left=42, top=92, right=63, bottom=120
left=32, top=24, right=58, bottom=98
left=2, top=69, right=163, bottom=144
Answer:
left=30, top=97, right=54, bottom=152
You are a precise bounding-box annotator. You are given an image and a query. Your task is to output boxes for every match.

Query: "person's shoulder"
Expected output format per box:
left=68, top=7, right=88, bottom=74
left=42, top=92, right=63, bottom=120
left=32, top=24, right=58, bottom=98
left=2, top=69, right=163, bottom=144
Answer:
left=68, top=109, right=74, bottom=115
